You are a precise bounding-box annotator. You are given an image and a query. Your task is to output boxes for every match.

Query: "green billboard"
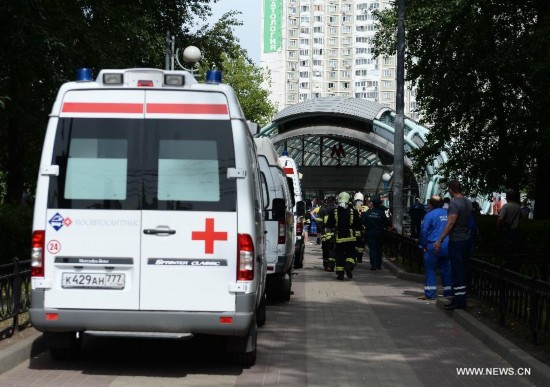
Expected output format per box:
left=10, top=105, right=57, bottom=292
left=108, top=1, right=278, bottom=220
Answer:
left=263, top=0, right=282, bottom=53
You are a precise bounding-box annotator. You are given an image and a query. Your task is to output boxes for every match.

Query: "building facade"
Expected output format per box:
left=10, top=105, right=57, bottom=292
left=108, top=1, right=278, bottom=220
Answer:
left=261, top=0, right=418, bottom=120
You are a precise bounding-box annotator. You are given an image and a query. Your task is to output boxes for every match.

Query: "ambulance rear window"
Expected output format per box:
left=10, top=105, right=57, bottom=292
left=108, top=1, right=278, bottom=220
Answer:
left=65, top=138, right=128, bottom=200
left=48, top=118, right=236, bottom=211
left=157, top=140, right=219, bottom=202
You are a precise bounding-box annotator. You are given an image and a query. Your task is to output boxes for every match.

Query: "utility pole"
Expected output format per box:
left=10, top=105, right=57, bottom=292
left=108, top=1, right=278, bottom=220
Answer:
left=171, top=35, right=175, bottom=71
left=165, top=31, right=171, bottom=70
left=392, top=0, right=406, bottom=233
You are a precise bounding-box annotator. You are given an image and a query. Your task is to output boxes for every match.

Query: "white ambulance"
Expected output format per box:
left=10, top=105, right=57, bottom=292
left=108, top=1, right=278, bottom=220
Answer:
left=30, top=67, right=267, bottom=366
left=278, top=153, right=306, bottom=269
left=254, top=138, right=294, bottom=301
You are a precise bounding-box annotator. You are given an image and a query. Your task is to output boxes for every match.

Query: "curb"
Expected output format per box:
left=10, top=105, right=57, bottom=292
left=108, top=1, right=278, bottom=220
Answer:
left=0, top=331, right=44, bottom=375
left=383, top=258, right=424, bottom=284
left=383, top=258, right=550, bottom=386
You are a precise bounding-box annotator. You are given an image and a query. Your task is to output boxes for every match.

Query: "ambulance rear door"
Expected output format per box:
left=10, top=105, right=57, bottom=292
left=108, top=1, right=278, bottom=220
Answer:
left=43, top=89, right=145, bottom=310
left=139, top=90, right=238, bottom=312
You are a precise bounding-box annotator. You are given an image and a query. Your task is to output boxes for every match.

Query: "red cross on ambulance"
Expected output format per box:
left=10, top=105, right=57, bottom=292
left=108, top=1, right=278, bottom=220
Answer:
left=192, top=218, right=228, bottom=254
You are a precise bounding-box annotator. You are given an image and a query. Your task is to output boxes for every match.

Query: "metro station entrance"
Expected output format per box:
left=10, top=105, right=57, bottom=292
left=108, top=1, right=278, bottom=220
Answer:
left=257, top=96, right=445, bottom=206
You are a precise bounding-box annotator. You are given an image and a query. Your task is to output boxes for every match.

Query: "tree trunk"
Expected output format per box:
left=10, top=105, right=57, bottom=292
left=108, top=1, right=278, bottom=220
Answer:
left=533, top=151, right=550, bottom=220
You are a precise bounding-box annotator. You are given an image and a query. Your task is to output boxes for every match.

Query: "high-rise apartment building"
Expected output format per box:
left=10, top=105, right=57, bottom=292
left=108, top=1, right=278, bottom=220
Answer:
left=261, top=0, right=418, bottom=119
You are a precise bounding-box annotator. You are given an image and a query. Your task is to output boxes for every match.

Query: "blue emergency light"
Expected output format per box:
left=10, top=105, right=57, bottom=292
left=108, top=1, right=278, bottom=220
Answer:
left=76, top=68, right=93, bottom=82
left=205, top=69, right=222, bottom=84
left=282, top=150, right=289, bottom=156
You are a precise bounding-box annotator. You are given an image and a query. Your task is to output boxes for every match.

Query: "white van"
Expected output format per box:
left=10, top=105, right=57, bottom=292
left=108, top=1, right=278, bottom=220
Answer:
left=278, top=153, right=306, bottom=269
left=30, top=68, right=267, bottom=366
left=254, top=138, right=294, bottom=301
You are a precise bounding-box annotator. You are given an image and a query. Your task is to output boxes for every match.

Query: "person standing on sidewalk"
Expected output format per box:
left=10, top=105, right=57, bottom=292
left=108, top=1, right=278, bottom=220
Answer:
left=434, top=180, right=472, bottom=310
left=362, top=197, right=389, bottom=271
left=326, top=192, right=361, bottom=280
left=409, top=197, right=426, bottom=239
left=497, top=189, right=521, bottom=255
left=321, top=196, right=337, bottom=271
left=418, top=196, right=452, bottom=300
left=314, top=198, right=329, bottom=247
left=353, top=192, right=366, bottom=263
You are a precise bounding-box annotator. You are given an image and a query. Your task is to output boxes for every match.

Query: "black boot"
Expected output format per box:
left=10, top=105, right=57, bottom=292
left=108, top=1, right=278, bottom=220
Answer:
left=345, top=262, right=353, bottom=278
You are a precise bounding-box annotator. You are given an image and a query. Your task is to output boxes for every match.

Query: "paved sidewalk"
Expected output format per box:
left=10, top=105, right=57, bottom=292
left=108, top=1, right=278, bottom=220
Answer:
left=301, top=244, right=548, bottom=386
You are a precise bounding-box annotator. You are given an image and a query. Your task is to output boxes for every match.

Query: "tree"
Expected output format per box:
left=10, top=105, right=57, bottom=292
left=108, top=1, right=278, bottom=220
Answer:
left=201, top=53, right=277, bottom=127
left=0, top=0, right=242, bottom=204
left=373, top=0, right=550, bottom=219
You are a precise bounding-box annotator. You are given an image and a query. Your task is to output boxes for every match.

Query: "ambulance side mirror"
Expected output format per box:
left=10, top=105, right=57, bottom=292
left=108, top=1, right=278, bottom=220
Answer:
left=247, top=121, right=259, bottom=136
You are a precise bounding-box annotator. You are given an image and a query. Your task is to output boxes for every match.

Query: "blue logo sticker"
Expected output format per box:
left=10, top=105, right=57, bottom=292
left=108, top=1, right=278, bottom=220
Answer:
left=49, top=212, right=65, bottom=231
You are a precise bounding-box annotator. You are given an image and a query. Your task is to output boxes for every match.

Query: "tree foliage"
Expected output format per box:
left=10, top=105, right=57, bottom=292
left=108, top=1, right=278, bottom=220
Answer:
left=374, top=0, right=550, bottom=218
left=0, top=0, right=273, bottom=204
left=202, top=53, right=277, bottom=127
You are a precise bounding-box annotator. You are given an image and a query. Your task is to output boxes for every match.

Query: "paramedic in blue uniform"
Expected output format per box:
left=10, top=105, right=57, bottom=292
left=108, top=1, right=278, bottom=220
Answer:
left=418, top=196, right=452, bottom=300
left=361, top=197, right=389, bottom=270
left=326, top=192, right=361, bottom=280
left=362, top=197, right=389, bottom=271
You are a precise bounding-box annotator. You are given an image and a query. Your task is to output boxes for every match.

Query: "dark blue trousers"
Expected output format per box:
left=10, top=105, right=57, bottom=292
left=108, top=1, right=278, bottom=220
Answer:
left=367, top=236, right=383, bottom=269
left=449, top=239, right=471, bottom=307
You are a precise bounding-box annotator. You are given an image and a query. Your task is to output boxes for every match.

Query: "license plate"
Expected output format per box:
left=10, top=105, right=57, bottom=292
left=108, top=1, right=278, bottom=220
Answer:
left=62, top=273, right=125, bottom=289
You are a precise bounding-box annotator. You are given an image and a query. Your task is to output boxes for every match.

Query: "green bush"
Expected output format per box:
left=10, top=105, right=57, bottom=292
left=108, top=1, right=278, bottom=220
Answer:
left=518, top=219, right=550, bottom=254
left=0, top=204, right=33, bottom=264
left=475, top=214, right=550, bottom=255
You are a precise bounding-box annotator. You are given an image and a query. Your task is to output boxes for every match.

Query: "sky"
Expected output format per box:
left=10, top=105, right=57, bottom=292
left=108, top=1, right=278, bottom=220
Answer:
left=209, top=0, right=262, bottom=64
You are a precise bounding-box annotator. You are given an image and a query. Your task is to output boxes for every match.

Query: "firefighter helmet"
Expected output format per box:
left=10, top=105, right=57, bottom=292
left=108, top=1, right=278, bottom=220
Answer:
left=337, top=191, right=350, bottom=204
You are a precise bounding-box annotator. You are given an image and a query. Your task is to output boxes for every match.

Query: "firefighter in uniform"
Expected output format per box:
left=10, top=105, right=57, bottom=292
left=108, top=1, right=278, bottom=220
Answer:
left=326, top=192, right=362, bottom=280
left=353, top=192, right=366, bottom=263
left=313, top=199, right=326, bottom=245
left=320, top=196, right=336, bottom=271
left=303, top=208, right=312, bottom=244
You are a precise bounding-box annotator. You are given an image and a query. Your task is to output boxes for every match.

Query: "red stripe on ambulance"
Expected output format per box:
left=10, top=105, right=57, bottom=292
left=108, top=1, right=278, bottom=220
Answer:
left=283, top=167, right=294, bottom=174
left=146, top=103, right=228, bottom=115
left=62, top=102, right=143, bottom=113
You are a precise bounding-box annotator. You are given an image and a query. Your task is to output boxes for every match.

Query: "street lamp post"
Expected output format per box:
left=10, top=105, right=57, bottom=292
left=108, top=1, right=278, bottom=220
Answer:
left=382, top=172, right=392, bottom=191
left=176, top=45, right=202, bottom=75
left=382, top=171, right=392, bottom=210
left=392, top=0, right=406, bottom=234
left=164, top=32, right=202, bottom=74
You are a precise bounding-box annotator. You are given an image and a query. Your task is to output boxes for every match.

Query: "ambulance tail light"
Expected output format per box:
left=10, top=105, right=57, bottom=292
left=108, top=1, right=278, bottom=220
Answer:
left=31, top=230, right=45, bottom=277
left=278, top=219, right=286, bottom=244
left=237, top=233, right=254, bottom=281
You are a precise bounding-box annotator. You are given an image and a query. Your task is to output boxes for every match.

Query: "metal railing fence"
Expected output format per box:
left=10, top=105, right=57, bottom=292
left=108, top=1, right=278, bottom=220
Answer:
left=383, top=230, right=424, bottom=273
left=0, top=258, right=32, bottom=339
left=383, top=229, right=550, bottom=343
left=469, top=258, right=550, bottom=343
